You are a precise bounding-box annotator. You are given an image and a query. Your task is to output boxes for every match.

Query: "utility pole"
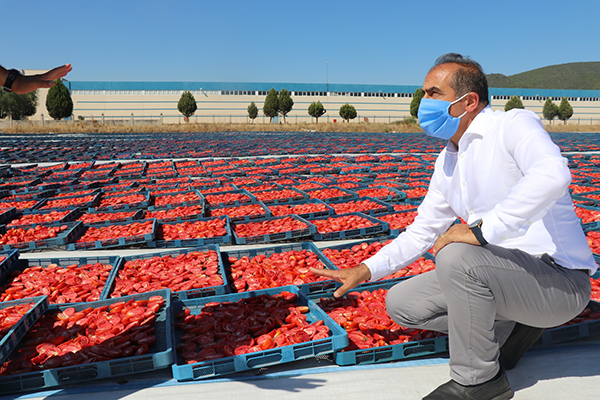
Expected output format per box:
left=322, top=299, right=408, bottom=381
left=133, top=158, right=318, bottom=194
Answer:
left=326, top=61, right=329, bottom=93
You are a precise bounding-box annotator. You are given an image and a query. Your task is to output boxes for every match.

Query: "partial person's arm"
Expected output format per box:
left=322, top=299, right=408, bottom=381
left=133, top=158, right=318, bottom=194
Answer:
left=1, top=64, right=72, bottom=94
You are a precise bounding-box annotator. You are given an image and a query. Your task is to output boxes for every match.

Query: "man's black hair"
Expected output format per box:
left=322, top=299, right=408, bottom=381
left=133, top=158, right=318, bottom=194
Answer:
left=434, top=53, right=490, bottom=107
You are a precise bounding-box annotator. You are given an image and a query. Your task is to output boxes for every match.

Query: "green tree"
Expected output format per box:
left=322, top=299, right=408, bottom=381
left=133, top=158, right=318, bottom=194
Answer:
left=247, top=101, right=258, bottom=122
left=558, top=97, right=574, bottom=124
left=45, top=79, right=73, bottom=120
left=339, top=103, right=357, bottom=122
left=0, top=90, right=38, bottom=120
left=177, top=91, right=197, bottom=121
left=278, top=89, right=294, bottom=123
left=410, top=88, right=424, bottom=118
left=308, top=101, right=326, bottom=123
left=263, top=88, right=279, bottom=123
left=542, top=97, right=559, bottom=122
left=504, top=95, right=524, bottom=111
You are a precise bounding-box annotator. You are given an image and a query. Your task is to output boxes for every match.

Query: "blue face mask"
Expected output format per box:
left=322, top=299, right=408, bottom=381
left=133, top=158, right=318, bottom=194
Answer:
left=417, top=92, right=469, bottom=140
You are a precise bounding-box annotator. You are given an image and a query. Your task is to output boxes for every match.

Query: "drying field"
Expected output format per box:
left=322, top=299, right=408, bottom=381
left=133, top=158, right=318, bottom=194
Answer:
left=0, top=130, right=599, bottom=397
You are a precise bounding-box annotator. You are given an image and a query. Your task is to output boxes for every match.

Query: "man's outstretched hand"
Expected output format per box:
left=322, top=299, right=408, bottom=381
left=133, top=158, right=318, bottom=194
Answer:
left=310, top=263, right=372, bottom=298
left=12, top=63, right=72, bottom=94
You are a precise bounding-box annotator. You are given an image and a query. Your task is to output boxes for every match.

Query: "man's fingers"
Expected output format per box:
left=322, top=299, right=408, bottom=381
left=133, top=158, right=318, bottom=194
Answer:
left=309, top=267, right=340, bottom=280
left=43, top=64, right=72, bottom=81
left=334, top=284, right=351, bottom=298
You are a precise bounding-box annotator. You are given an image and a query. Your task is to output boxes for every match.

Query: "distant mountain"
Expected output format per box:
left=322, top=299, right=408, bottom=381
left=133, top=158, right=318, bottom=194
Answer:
left=486, top=62, right=600, bottom=90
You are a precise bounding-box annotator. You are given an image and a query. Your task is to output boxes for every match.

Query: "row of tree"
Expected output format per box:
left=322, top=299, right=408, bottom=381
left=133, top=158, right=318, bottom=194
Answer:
left=0, top=79, right=73, bottom=120
left=1, top=80, right=577, bottom=125
left=409, top=88, right=575, bottom=123
left=179, top=88, right=359, bottom=123
left=504, top=95, right=573, bottom=122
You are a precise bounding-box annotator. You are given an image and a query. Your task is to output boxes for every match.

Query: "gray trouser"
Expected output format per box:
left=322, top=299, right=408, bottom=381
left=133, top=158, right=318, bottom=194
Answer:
left=385, top=243, right=591, bottom=386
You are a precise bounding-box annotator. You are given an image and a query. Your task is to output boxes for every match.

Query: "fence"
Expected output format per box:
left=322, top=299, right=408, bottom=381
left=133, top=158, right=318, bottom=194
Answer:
left=2, top=114, right=600, bottom=128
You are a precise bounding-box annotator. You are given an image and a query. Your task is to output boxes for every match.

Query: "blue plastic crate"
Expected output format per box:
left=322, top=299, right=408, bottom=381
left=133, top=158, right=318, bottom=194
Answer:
left=572, top=193, right=599, bottom=207
left=6, top=208, right=83, bottom=230
left=46, top=188, right=101, bottom=200
left=232, top=215, right=317, bottom=245
left=352, top=185, right=407, bottom=202
left=0, top=289, right=172, bottom=394
left=0, top=208, right=17, bottom=225
left=0, top=221, right=85, bottom=252
left=65, top=219, right=156, bottom=250
left=53, top=183, right=101, bottom=196
left=149, top=216, right=233, bottom=248
left=375, top=209, right=420, bottom=236
left=0, top=296, right=48, bottom=365
left=3, top=178, right=42, bottom=191
left=223, top=241, right=339, bottom=295
left=326, top=196, right=394, bottom=216
left=309, top=212, right=390, bottom=241
left=304, top=187, right=358, bottom=202
left=317, top=234, right=431, bottom=285
left=318, top=234, right=399, bottom=267
left=202, top=189, right=256, bottom=208
left=143, top=203, right=206, bottom=223
left=537, top=300, right=600, bottom=346
left=37, top=193, right=101, bottom=212
left=0, top=249, right=20, bottom=278
left=105, top=245, right=228, bottom=301
left=339, top=165, right=371, bottom=175
left=207, top=201, right=270, bottom=222
left=575, top=204, right=600, bottom=231
left=5, top=189, right=57, bottom=201
left=78, top=208, right=145, bottom=225
left=170, top=285, right=348, bottom=381
left=88, top=191, right=151, bottom=212
left=311, top=279, right=448, bottom=366
left=0, top=199, right=45, bottom=214
left=569, top=183, right=600, bottom=195
left=147, top=190, right=204, bottom=211
left=3, top=255, right=122, bottom=307
left=251, top=188, right=308, bottom=205
left=266, top=198, right=335, bottom=219
left=238, top=182, right=283, bottom=193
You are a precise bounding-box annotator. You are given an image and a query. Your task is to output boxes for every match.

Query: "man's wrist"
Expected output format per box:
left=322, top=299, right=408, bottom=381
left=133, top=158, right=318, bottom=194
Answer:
left=3, top=69, right=21, bottom=92
left=469, top=219, right=488, bottom=246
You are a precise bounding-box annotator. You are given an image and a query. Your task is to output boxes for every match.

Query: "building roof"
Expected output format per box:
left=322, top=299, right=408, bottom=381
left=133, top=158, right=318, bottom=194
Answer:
left=68, top=81, right=600, bottom=97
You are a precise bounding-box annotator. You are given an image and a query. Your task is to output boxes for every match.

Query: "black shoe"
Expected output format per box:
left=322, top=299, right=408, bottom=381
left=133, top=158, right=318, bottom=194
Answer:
left=422, top=369, right=513, bottom=400
left=499, top=322, right=544, bottom=370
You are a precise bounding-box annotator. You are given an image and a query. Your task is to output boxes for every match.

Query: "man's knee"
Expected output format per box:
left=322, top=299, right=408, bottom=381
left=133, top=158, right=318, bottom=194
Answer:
left=386, top=281, right=432, bottom=328
left=435, top=242, right=479, bottom=280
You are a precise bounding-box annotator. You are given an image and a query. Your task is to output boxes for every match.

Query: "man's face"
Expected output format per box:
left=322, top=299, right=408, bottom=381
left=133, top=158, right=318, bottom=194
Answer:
left=422, top=63, right=464, bottom=118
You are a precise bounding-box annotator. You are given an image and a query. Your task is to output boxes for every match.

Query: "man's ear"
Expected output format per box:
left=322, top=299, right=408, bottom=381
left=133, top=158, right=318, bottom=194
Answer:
left=466, top=92, right=480, bottom=112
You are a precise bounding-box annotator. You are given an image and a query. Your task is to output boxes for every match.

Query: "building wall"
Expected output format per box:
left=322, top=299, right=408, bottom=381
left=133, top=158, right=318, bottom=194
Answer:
left=22, top=73, right=600, bottom=125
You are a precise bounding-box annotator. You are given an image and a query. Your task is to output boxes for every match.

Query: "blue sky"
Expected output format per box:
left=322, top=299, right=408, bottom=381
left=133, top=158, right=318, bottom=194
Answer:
left=5, top=0, right=600, bottom=86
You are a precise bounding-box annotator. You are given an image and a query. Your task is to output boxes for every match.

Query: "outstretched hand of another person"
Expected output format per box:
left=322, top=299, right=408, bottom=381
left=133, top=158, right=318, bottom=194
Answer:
left=9, top=64, right=72, bottom=95
left=310, top=263, right=372, bottom=298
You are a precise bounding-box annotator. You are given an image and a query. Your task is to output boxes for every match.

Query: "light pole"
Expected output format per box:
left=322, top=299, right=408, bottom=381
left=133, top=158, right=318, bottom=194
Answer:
left=326, top=61, right=329, bottom=93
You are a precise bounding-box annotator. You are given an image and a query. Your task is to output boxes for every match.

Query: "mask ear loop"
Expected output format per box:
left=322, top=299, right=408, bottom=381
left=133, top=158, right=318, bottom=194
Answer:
left=450, top=92, right=470, bottom=119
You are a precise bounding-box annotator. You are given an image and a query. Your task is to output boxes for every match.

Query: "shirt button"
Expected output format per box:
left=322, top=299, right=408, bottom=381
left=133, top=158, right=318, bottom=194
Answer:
left=460, top=154, right=465, bottom=159
left=462, top=182, right=466, bottom=187
left=469, top=210, right=474, bottom=215
left=500, top=236, right=506, bottom=240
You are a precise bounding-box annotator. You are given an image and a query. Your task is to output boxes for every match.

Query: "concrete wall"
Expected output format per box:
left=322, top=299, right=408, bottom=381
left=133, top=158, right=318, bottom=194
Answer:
left=19, top=70, right=600, bottom=125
